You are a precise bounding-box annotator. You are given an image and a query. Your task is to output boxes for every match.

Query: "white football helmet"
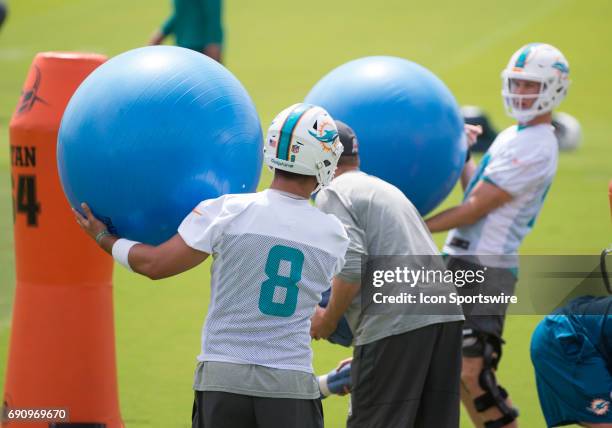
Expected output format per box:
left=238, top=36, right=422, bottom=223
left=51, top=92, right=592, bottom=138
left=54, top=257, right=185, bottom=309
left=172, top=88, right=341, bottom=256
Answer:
left=501, top=43, right=570, bottom=123
left=264, top=103, right=343, bottom=191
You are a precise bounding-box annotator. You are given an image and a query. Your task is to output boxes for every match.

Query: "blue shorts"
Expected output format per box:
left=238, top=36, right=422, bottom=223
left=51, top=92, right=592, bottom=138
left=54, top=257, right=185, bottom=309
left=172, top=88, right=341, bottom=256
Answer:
left=531, top=315, right=612, bottom=427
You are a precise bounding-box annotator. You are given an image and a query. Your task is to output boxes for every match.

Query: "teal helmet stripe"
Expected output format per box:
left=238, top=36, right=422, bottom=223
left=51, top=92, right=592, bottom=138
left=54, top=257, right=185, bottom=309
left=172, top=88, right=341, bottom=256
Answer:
left=552, top=61, right=569, bottom=73
left=277, top=104, right=313, bottom=160
left=515, top=43, right=540, bottom=68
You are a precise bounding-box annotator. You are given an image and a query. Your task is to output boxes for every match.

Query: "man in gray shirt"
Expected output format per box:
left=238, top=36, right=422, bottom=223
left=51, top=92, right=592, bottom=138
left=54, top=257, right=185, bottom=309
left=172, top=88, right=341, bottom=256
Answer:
left=311, top=121, right=464, bottom=427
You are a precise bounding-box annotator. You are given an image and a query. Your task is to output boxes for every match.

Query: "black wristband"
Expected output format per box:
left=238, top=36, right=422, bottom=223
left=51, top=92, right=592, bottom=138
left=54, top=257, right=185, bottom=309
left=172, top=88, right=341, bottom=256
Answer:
left=465, top=149, right=472, bottom=163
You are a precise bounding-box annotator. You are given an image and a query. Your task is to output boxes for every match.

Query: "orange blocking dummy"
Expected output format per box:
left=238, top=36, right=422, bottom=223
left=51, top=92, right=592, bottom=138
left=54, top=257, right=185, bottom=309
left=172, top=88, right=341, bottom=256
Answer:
left=3, top=52, right=122, bottom=427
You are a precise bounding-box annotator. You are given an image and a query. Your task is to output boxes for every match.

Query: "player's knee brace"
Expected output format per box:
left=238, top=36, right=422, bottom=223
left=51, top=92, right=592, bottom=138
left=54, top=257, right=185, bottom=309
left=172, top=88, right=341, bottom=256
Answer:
left=463, top=331, right=519, bottom=428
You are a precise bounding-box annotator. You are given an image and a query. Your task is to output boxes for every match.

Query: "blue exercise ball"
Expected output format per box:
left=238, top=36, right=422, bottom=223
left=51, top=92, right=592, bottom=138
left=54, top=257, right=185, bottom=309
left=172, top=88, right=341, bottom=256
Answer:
left=305, top=56, right=466, bottom=215
left=58, top=46, right=262, bottom=245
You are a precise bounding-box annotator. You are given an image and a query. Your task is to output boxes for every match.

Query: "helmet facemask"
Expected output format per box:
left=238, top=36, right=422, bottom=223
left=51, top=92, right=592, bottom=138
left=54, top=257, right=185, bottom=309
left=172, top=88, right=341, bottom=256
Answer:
left=501, top=43, right=570, bottom=124
left=501, top=75, right=548, bottom=123
left=313, top=141, right=344, bottom=193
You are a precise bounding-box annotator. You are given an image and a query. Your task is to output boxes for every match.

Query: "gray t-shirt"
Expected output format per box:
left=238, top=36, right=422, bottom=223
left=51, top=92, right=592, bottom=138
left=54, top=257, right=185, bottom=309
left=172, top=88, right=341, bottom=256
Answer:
left=316, top=170, right=464, bottom=346
left=193, top=361, right=320, bottom=399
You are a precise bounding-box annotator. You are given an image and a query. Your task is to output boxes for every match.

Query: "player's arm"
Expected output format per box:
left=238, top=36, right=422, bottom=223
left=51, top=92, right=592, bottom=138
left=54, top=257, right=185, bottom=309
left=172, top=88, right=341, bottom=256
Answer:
left=461, top=124, right=482, bottom=190
left=425, top=180, right=512, bottom=233
left=121, top=234, right=208, bottom=280
left=149, top=30, right=166, bottom=45
left=312, top=189, right=362, bottom=339
left=461, top=159, right=478, bottom=191
left=311, top=276, right=359, bottom=340
left=149, top=11, right=176, bottom=45
left=74, top=203, right=209, bottom=280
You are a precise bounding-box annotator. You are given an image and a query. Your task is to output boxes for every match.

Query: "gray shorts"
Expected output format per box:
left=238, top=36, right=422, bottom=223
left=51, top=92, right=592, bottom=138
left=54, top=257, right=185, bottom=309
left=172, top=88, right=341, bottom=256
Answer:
left=348, top=322, right=463, bottom=428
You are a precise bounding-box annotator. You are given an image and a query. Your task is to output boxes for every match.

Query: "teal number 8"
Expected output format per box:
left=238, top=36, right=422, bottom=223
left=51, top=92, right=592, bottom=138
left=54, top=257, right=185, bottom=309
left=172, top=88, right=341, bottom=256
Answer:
left=259, top=245, right=304, bottom=317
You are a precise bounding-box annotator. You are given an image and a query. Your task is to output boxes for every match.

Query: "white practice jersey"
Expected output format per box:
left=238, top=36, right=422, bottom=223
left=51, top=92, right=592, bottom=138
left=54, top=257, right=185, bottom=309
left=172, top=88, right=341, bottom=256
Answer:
left=444, top=124, right=558, bottom=267
left=178, top=189, right=348, bottom=373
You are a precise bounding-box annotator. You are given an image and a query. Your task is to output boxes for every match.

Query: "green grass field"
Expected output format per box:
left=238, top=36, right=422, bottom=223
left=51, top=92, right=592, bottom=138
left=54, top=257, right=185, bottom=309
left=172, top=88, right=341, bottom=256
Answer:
left=1, top=0, right=611, bottom=426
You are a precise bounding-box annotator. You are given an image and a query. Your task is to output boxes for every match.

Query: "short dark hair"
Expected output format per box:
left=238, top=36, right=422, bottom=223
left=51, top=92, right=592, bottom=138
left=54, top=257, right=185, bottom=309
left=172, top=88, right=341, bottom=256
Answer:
left=274, top=168, right=314, bottom=182
left=337, top=154, right=359, bottom=167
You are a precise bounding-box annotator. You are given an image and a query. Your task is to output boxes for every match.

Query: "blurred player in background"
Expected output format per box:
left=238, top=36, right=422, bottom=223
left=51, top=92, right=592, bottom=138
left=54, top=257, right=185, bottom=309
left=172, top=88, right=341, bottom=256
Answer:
left=0, top=1, right=7, bottom=32
left=149, top=0, right=223, bottom=62
left=311, top=121, right=465, bottom=427
left=74, top=103, right=348, bottom=428
left=426, top=43, right=571, bottom=428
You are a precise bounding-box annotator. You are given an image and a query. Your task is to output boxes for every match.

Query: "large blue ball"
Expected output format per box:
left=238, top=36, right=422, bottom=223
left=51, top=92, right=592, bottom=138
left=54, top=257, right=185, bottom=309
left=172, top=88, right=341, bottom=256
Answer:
left=58, top=46, right=262, bottom=245
left=305, top=56, right=466, bottom=215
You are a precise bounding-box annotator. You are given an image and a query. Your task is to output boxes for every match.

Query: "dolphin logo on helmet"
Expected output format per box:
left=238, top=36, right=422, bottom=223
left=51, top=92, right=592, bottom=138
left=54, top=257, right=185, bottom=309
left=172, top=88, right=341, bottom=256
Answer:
left=308, top=118, right=339, bottom=153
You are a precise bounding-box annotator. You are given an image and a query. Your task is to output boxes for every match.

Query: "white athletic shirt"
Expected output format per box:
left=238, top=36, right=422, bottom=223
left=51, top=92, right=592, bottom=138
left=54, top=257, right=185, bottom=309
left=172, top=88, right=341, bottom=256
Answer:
left=444, top=124, right=558, bottom=267
left=178, top=189, right=349, bottom=373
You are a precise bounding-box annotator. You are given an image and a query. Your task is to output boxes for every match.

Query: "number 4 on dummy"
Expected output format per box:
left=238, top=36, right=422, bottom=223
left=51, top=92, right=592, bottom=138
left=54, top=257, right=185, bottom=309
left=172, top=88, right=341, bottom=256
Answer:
left=12, top=175, right=41, bottom=226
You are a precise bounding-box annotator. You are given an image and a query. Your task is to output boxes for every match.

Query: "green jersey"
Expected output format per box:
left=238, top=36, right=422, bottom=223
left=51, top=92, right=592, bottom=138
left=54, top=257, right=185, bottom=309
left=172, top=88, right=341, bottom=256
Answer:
left=161, top=0, right=223, bottom=50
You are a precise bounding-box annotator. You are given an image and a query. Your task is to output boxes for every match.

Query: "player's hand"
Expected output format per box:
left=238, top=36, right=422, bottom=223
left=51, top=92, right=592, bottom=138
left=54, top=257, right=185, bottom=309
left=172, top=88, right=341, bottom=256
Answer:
left=335, top=357, right=352, bottom=371
left=73, top=202, right=107, bottom=240
left=335, top=357, right=353, bottom=396
left=464, top=124, right=483, bottom=148
left=203, top=44, right=222, bottom=63
left=148, top=30, right=165, bottom=45
left=310, top=306, right=338, bottom=340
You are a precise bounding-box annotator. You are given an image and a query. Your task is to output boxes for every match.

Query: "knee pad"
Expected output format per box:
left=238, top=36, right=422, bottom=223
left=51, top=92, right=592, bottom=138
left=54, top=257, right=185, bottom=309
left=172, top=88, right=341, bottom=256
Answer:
left=463, top=331, right=518, bottom=428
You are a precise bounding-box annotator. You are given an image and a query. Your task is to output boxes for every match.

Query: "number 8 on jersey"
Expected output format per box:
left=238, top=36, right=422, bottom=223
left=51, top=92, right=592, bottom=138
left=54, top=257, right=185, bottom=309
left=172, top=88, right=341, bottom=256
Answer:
left=259, top=245, right=304, bottom=317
